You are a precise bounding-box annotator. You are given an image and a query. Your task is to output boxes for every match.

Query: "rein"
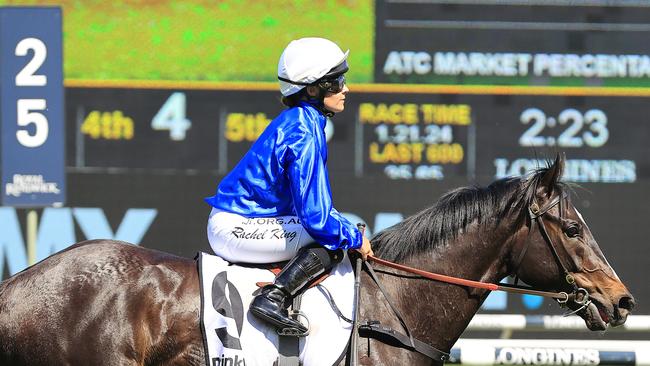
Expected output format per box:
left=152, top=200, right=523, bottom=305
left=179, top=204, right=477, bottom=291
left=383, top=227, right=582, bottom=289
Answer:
left=367, top=189, right=590, bottom=306
left=351, top=188, right=592, bottom=363
left=367, top=255, right=572, bottom=301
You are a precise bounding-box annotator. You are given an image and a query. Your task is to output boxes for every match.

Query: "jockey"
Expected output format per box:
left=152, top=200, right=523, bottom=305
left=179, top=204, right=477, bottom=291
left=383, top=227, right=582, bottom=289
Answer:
left=205, top=37, right=373, bottom=333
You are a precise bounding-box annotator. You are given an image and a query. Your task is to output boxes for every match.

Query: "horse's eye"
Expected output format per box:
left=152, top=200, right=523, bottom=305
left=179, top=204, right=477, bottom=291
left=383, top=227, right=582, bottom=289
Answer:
left=565, top=224, right=581, bottom=238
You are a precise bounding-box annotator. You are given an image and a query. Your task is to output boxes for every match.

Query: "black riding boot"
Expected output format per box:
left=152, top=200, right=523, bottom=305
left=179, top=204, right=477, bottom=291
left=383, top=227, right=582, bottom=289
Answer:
left=250, top=244, right=342, bottom=332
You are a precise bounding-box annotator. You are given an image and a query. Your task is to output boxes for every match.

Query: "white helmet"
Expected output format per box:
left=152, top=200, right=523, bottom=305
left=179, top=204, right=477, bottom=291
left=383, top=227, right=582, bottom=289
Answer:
left=277, top=37, right=349, bottom=96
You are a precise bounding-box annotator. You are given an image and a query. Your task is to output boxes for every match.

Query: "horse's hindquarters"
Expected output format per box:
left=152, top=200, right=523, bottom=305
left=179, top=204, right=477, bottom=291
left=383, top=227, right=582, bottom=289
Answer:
left=0, top=241, right=205, bottom=366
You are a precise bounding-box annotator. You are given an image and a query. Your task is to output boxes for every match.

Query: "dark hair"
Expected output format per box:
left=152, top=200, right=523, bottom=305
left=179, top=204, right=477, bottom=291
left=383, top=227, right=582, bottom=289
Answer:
left=281, top=89, right=308, bottom=107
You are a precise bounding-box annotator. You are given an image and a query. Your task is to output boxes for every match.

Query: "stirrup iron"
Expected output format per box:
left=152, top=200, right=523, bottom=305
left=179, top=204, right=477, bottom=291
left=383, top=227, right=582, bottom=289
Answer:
left=277, top=311, right=310, bottom=337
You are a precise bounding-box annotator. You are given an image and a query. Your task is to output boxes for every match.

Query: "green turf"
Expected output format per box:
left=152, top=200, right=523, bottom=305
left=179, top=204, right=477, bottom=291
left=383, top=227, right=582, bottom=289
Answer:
left=0, top=0, right=375, bottom=82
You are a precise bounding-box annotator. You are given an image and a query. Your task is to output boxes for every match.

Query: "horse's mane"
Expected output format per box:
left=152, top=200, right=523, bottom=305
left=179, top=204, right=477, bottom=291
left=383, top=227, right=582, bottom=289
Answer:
left=372, top=166, right=566, bottom=262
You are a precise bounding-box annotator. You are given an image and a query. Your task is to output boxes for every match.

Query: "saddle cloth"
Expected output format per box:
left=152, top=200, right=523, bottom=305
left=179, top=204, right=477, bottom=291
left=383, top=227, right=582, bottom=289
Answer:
left=198, top=252, right=354, bottom=366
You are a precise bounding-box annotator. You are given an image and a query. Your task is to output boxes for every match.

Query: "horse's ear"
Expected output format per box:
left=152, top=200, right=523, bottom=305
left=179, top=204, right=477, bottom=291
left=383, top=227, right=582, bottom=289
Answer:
left=538, top=153, right=564, bottom=197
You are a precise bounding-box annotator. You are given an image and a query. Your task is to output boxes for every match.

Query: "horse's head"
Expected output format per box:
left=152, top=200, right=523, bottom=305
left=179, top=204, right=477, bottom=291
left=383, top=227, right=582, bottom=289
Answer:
left=512, top=155, right=635, bottom=331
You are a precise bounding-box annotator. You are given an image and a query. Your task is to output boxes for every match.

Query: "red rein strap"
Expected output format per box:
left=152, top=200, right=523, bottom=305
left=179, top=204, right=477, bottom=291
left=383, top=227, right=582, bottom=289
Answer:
left=367, top=255, right=569, bottom=300
left=368, top=256, right=498, bottom=291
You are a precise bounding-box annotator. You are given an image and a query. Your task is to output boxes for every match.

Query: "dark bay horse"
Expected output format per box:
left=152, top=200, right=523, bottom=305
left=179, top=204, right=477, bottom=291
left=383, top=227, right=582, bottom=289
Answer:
left=0, top=156, right=634, bottom=365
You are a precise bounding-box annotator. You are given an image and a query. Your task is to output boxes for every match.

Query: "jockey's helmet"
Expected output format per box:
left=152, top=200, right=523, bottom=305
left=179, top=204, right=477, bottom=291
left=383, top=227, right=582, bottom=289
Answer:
left=277, top=37, right=349, bottom=96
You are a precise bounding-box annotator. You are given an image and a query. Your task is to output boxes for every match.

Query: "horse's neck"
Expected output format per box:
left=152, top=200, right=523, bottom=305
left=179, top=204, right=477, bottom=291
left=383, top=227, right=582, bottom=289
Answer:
left=363, top=222, right=516, bottom=355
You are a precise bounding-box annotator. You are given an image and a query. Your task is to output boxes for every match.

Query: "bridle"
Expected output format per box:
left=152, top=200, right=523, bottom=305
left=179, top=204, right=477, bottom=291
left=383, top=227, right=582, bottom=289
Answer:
left=511, top=187, right=591, bottom=314
left=366, top=188, right=592, bottom=309
left=352, top=188, right=594, bottom=364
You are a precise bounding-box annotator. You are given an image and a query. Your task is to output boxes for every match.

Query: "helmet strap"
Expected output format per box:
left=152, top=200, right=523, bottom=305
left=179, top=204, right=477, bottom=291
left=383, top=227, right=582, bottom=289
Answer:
left=306, top=86, right=335, bottom=117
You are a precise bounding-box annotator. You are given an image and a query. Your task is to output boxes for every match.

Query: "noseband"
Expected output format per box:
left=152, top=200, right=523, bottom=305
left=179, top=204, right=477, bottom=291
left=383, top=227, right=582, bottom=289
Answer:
left=512, top=189, right=592, bottom=314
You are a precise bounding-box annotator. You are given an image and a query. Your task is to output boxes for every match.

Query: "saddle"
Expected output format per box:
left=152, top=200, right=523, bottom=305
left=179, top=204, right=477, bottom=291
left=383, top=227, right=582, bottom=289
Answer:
left=198, top=255, right=351, bottom=366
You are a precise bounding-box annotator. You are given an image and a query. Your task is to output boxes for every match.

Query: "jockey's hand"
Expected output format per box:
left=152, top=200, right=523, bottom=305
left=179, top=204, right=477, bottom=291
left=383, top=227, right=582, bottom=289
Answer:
left=357, top=236, right=374, bottom=261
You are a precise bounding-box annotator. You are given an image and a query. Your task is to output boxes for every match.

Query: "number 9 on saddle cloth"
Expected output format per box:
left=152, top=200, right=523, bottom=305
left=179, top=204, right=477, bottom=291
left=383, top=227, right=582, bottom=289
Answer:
left=197, top=250, right=354, bottom=366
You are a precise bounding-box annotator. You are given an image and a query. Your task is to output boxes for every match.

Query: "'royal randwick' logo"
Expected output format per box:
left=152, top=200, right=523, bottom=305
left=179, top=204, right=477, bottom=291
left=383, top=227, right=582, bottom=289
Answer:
left=5, top=174, right=60, bottom=197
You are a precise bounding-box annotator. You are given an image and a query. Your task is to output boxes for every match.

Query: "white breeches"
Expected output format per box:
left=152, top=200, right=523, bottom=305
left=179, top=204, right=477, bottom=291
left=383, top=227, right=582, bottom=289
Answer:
left=206, top=208, right=316, bottom=263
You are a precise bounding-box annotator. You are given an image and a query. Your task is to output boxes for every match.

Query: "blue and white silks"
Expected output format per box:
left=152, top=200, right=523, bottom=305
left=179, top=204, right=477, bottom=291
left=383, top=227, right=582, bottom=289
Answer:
left=205, top=101, right=361, bottom=252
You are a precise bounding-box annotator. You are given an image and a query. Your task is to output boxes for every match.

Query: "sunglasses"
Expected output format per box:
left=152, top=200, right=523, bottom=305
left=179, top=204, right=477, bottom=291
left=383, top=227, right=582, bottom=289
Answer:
left=318, top=74, right=346, bottom=93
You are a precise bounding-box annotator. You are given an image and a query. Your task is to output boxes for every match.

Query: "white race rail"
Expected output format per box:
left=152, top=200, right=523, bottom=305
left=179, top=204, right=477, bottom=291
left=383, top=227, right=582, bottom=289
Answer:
left=450, top=315, right=650, bottom=365
left=450, top=339, right=650, bottom=365
left=467, top=315, right=650, bottom=332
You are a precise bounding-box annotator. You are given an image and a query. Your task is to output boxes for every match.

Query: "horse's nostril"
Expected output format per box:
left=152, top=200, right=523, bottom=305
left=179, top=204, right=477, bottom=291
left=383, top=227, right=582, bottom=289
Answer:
left=619, top=296, right=636, bottom=311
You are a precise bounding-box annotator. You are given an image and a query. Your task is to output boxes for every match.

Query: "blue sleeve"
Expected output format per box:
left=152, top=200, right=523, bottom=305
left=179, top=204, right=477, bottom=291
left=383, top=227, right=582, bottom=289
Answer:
left=285, top=133, right=362, bottom=250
